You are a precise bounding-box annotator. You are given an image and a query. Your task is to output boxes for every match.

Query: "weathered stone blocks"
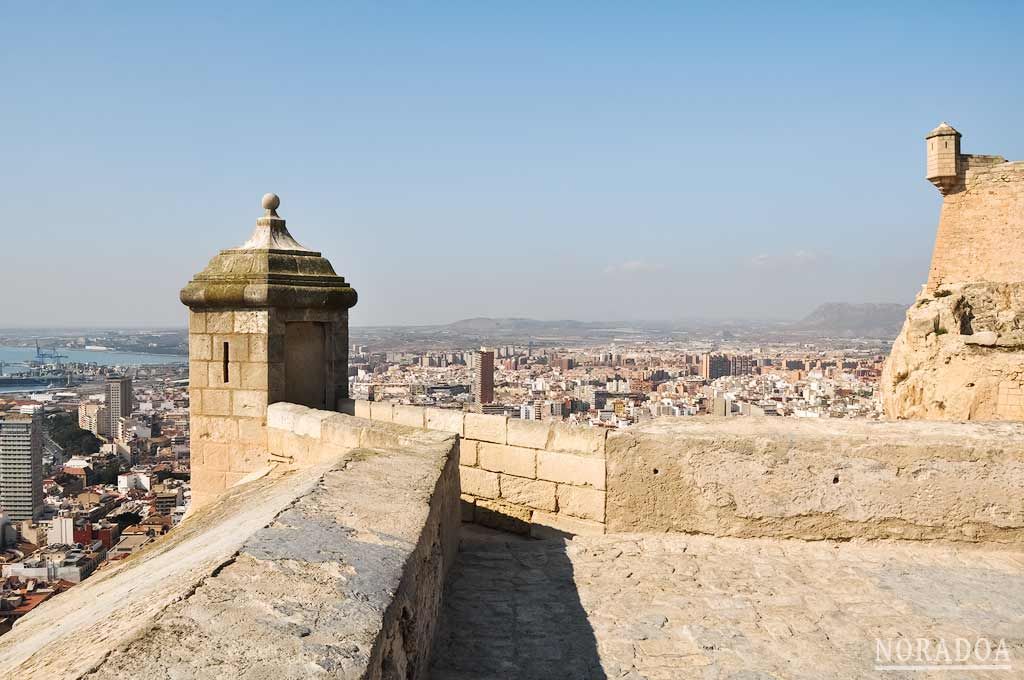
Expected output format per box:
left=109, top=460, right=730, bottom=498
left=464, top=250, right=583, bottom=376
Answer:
left=465, top=413, right=507, bottom=444
left=460, top=466, right=500, bottom=499
left=234, top=310, right=268, bottom=334
left=478, top=443, right=536, bottom=479
left=201, top=389, right=231, bottom=416
left=369, top=401, right=394, bottom=422
left=605, top=418, right=1024, bottom=542
left=457, top=439, right=477, bottom=466
left=232, top=390, right=267, bottom=418
left=206, top=311, right=234, bottom=334
left=189, top=335, right=212, bottom=361
left=500, top=475, right=556, bottom=511
left=474, top=498, right=531, bottom=534
left=549, top=422, right=606, bottom=455
left=507, top=419, right=551, bottom=449
left=426, top=407, right=464, bottom=435
left=351, top=400, right=610, bottom=535
left=240, top=362, right=268, bottom=390
left=393, top=404, right=426, bottom=428
left=537, top=450, right=606, bottom=490
left=557, top=484, right=605, bottom=522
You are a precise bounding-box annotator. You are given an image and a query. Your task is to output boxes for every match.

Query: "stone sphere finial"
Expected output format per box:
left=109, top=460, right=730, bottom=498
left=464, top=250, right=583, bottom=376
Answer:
left=262, top=193, right=281, bottom=212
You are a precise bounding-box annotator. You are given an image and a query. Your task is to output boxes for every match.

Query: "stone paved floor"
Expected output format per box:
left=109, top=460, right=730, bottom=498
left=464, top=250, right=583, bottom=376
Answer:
left=430, top=527, right=1024, bottom=680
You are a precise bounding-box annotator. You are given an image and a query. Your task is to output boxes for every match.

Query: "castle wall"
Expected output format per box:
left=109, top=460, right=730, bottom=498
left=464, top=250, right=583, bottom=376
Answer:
left=346, top=400, right=607, bottom=536
left=347, top=399, right=1024, bottom=544
left=926, top=157, right=1024, bottom=290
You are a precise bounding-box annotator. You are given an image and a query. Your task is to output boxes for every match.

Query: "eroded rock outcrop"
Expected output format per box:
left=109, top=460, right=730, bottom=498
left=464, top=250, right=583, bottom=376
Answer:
left=883, top=282, right=1024, bottom=419
left=883, top=124, right=1024, bottom=420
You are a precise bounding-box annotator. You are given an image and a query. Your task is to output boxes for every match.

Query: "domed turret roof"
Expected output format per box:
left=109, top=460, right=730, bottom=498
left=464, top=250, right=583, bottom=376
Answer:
left=926, top=122, right=961, bottom=139
left=180, top=193, right=357, bottom=311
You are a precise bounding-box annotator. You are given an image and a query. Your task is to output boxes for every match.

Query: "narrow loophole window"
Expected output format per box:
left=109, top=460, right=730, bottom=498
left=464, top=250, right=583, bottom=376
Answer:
left=223, top=342, right=230, bottom=383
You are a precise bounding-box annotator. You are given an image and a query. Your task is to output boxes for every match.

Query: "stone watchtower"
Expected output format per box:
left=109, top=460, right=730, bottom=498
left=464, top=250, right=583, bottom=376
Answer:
left=925, top=122, right=962, bottom=194
left=883, top=123, right=1024, bottom=420
left=181, top=194, right=357, bottom=507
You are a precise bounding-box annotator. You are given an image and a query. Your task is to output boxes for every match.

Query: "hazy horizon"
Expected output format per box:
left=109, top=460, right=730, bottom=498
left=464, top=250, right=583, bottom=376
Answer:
left=0, top=301, right=911, bottom=333
left=3, top=3, right=1022, bottom=327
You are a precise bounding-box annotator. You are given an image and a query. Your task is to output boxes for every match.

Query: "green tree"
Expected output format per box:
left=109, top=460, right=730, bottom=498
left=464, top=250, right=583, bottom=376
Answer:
left=46, top=413, right=101, bottom=456
left=111, top=512, right=142, bottom=529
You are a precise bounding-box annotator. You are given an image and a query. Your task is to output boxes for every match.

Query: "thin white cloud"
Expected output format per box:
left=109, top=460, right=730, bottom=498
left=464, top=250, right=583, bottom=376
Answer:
left=749, top=250, right=823, bottom=268
left=604, top=260, right=666, bottom=275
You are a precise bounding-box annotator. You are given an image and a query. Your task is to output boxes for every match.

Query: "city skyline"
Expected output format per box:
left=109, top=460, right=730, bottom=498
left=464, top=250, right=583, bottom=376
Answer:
left=3, top=2, right=1024, bottom=327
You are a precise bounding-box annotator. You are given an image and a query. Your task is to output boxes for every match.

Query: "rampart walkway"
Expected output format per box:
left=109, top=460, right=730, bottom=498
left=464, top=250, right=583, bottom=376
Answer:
left=431, top=528, right=1024, bottom=679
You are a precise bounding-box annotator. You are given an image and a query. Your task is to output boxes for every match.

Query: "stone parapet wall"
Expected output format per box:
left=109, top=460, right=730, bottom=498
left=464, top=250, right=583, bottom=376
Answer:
left=0, top=404, right=459, bottom=680
left=264, top=404, right=460, bottom=679
left=605, top=417, right=1024, bottom=543
left=347, top=400, right=1024, bottom=544
left=346, top=400, right=607, bottom=536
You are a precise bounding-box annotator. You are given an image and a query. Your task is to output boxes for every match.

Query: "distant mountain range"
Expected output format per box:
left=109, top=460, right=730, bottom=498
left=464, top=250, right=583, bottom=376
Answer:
left=350, top=302, right=908, bottom=349
left=793, top=303, right=907, bottom=337
left=443, top=304, right=908, bottom=337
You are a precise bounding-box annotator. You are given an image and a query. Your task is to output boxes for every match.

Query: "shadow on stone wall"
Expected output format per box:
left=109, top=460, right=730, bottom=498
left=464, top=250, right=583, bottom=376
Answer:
left=430, top=526, right=605, bottom=680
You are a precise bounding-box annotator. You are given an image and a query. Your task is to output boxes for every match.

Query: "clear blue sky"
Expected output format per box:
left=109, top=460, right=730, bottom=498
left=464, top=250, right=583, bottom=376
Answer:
left=2, top=2, right=1022, bottom=327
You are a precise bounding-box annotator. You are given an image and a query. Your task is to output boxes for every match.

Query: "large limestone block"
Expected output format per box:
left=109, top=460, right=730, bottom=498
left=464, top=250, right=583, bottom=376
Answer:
left=507, top=419, right=552, bottom=449
left=464, top=413, right=507, bottom=444
left=234, top=310, right=269, bottom=334
left=474, top=498, right=531, bottom=534
left=425, top=407, right=464, bottom=435
left=557, top=485, right=605, bottom=522
left=460, top=466, right=500, bottom=499
left=499, top=475, right=557, bottom=511
left=537, top=450, right=606, bottom=490
left=605, top=418, right=1024, bottom=542
left=457, top=439, right=478, bottom=466
left=267, top=402, right=310, bottom=431
left=548, top=422, right=606, bottom=456
left=189, top=334, right=212, bottom=361
left=393, top=404, right=426, bottom=428
left=478, top=443, right=536, bottom=478
left=369, top=401, right=394, bottom=422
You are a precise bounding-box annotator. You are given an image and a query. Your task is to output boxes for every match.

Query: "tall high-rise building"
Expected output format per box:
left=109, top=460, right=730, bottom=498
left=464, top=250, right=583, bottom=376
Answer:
left=0, top=413, right=43, bottom=521
left=472, top=348, right=495, bottom=405
left=105, top=376, right=133, bottom=440
left=700, top=354, right=730, bottom=380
